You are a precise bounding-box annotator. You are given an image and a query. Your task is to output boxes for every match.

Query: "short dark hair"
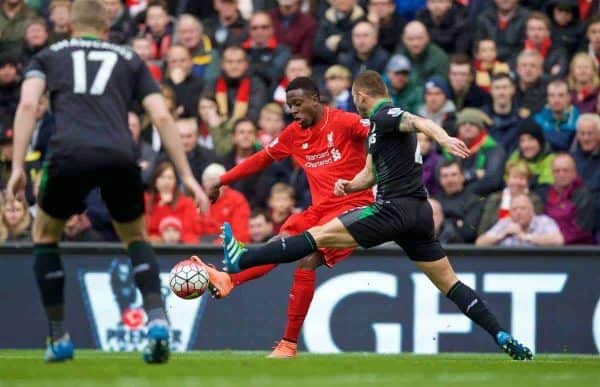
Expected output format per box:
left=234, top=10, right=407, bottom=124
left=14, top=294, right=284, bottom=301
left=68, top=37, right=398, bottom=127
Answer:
left=490, top=72, right=514, bottom=85
left=286, top=76, right=319, bottom=99
left=438, top=158, right=463, bottom=174
left=250, top=209, right=271, bottom=222
left=587, top=15, right=600, bottom=31
left=353, top=70, right=388, bottom=98
left=232, top=118, right=257, bottom=134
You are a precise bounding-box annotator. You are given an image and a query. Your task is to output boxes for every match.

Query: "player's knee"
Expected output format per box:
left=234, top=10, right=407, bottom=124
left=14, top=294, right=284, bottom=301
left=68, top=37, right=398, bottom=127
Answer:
left=296, top=252, right=324, bottom=270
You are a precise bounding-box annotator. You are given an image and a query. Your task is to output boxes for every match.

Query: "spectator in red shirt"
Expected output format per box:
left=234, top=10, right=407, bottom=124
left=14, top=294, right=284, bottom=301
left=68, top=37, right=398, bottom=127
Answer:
left=145, top=161, right=201, bottom=244
left=269, top=0, right=317, bottom=60
left=268, top=182, right=296, bottom=234
left=523, top=12, right=568, bottom=78
left=257, top=103, right=285, bottom=149
left=198, top=163, right=250, bottom=244
left=158, top=216, right=183, bottom=244
left=131, top=36, right=162, bottom=81
left=568, top=53, right=599, bottom=114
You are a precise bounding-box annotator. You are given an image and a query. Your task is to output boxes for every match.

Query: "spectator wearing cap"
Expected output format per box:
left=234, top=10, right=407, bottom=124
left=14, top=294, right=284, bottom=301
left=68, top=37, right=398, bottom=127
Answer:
left=198, top=163, right=250, bottom=244
left=394, top=0, right=425, bottom=21
left=481, top=73, right=525, bottom=153
left=473, top=39, right=510, bottom=94
left=507, top=118, right=556, bottom=198
left=571, top=114, right=600, bottom=241
left=158, top=216, right=183, bottom=244
left=544, top=153, right=596, bottom=244
left=203, top=0, right=248, bottom=53
left=546, top=0, right=582, bottom=56
left=568, top=53, right=599, bottom=114
left=515, top=50, right=548, bottom=115
left=0, top=0, right=37, bottom=56
left=447, top=54, right=490, bottom=111
left=474, top=0, right=529, bottom=63
left=164, top=45, right=206, bottom=118
left=366, top=0, right=405, bottom=54
left=383, top=54, right=422, bottom=113
left=476, top=193, right=564, bottom=247
left=104, top=0, right=135, bottom=45
left=338, top=21, right=389, bottom=79
left=313, top=0, right=365, bottom=76
left=583, top=15, right=600, bottom=67
left=416, top=0, right=469, bottom=55
left=324, top=65, right=354, bottom=112
left=396, top=20, right=448, bottom=86
left=417, top=76, right=456, bottom=133
left=444, top=107, right=506, bottom=196
left=523, top=12, right=568, bottom=79
left=533, top=79, right=580, bottom=152
left=243, top=11, right=291, bottom=92
left=269, top=0, right=317, bottom=60
left=21, top=18, right=48, bottom=66
left=175, top=14, right=221, bottom=84
left=0, top=56, right=20, bottom=129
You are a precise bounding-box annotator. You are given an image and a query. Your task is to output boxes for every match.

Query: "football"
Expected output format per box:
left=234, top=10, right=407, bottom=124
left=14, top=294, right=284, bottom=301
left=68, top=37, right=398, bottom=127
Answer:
left=169, top=258, right=209, bottom=299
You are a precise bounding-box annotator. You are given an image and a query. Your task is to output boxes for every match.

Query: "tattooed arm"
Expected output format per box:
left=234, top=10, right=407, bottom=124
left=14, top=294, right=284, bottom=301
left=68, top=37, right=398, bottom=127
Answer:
left=399, top=112, right=470, bottom=159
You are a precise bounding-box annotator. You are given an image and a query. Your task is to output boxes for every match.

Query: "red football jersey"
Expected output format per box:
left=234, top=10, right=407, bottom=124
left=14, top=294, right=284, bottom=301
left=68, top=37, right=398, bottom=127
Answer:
left=265, top=107, right=374, bottom=211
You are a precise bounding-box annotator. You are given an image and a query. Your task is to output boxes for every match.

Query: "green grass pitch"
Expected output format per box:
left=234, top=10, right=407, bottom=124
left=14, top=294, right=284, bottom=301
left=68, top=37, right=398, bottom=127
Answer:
left=0, top=350, right=598, bottom=387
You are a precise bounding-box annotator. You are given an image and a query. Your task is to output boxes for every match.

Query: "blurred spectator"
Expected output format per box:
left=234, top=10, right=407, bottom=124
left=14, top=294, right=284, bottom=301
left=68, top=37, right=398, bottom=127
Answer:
left=268, top=182, right=295, bottom=234
left=397, top=20, right=448, bottom=85
left=257, top=103, right=285, bottom=148
left=273, top=55, right=312, bottom=107
left=544, top=153, right=596, bottom=244
left=221, top=118, right=268, bottom=208
left=534, top=79, right=580, bottom=152
left=29, top=92, right=52, bottom=161
left=145, top=161, right=201, bottom=244
left=175, top=14, right=221, bottom=84
left=584, top=15, right=600, bottom=67
left=434, top=159, right=483, bottom=243
left=394, top=0, right=425, bottom=21
left=476, top=193, right=564, bottom=246
left=198, top=163, right=250, bottom=243
left=141, top=1, right=174, bottom=61
left=448, top=54, right=490, bottom=110
left=197, top=94, right=231, bottom=156
left=158, top=216, right=183, bottom=244
left=62, top=213, right=103, bottom=242
left=546, top=0, right=582, bottom=55
left=0, top=197, right=31, bottom=242
left=366, top=0, right=405, bottom=54
left=508, top=118, right=556, bottom=197
left=0, top=0, right=37, bottom=55
left=175, top=118, right=217, bottom=184
left=571, top=114, right=600, bottom=241
left=248, top=209, right=274, bottom=242
left=428, top=197, right=463, bottom=243
left=324, top=65, right=354, bottom=112
left=48, top=0, right=70, bottom=42
left=568, top=53, right=599, bottom=114
left=474, top=39, right=510, bottom=94
left=21, top=18, right=48, bottom=66
left=131, top=36, right=162, bottom=81
left=104, top=0, right=135, bottom=44
left=478, top=159, right=544, bottom=234
left=0, top=56, right=20, bottom=129
left=314, top=0, right=365, bottom=74
left=338, top=20, right=389, bottom=78
left=481, top=72, right=525, bottom=153
left=244, top=11, right=291, bottom=91
left=203, top=0, right=248, bottom=53
left=128, top=112, right=157, bottom=186
left=85, top=188, right=118, bottom=242
left=417, top=132, right=441, bottom=196
left=524, top=11, right=568, bottom=78
left=164, top=45, right=205, bottom=118
left=214, top=45, right=268, bottom=123
left=416, top=0, right=469, bottom=55
left=446, top=108, right=506, bottom=195
left=417, top=75, right=455, bottom=131
left=515, top=50, right=547, bottom=114
left=578, top=0, right=600, bottom=20
left=475, top=0, right=529, bottom=62
left=383, top=54, right=422, bottom=113
left=269, top=0, right=317, bottom=59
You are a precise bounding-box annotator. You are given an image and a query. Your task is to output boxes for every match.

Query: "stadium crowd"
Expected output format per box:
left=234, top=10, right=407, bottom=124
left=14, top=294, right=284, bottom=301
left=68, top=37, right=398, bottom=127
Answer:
left=0, top=0, right=599, bottom=245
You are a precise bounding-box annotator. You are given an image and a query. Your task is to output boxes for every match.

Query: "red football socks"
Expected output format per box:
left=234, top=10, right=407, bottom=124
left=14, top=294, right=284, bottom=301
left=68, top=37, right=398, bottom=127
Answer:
left=283, top=269, right=316, bottom=342
left=229, top=264, right=277, bottom=287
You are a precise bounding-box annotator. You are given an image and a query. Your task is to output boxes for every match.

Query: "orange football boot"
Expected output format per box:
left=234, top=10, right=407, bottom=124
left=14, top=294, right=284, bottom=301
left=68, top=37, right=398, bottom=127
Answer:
left=190, top=256, right=233, bottom=299
left=267, top=339, right=297, bottom=358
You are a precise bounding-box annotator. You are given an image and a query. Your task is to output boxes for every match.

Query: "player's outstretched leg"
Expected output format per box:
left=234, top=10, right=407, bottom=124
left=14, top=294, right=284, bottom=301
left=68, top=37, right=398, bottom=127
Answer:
left=34, top=243, right=74, bottom=362
left=190, top=256, right=233, bottom=298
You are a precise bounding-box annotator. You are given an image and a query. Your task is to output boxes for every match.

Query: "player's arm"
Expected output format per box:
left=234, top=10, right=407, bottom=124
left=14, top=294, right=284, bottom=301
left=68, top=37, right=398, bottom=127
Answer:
left=334, top=154, right=375, bottom=196
left=6, top=77, right=46, bottom=198
left=142, top=93, right=209, bottom=212
left=399, top=112, right=470, bottom=159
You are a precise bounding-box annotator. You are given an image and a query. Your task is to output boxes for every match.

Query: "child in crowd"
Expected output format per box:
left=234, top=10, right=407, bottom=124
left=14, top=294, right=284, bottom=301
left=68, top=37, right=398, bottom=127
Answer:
left=474, top=39, right=510, bottom=94
left=159, top=216, right=183, bottom=244
left=268, top=183, right=296, bottom=235
left=323, top=65, right=354, bottom=112
left=257, top=103, right=285, bottom=148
